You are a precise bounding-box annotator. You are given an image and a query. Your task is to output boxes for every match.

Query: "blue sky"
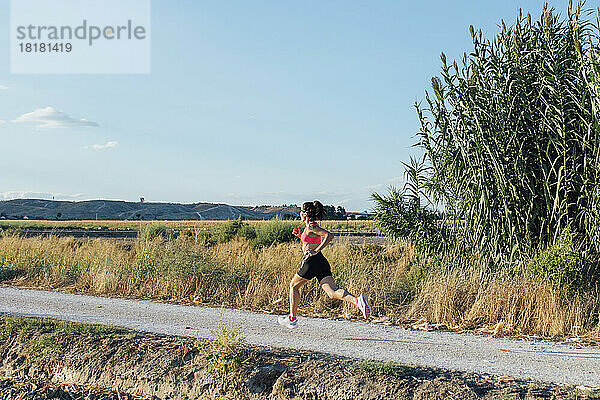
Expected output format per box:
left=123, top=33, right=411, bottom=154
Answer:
left=0, top=0, right=568, bottom=211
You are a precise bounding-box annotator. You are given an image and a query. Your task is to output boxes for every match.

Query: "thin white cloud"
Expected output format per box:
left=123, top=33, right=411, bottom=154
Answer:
left=0, top=120, right=5, bottom=124
left=84, top=141, right=119, bottom=150
left=0, top=191, right=86, bottom=201
left=13, top=106, right=99, bottom=129
left=386, top=176, right=403, bottom=183
left=0, top=85, right=8, bottom=90
left=362, top=176, right=405, bottom=192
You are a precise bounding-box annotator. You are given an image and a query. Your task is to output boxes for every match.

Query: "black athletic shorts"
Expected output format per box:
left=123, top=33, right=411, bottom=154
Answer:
left=297, top=252, right=332, bottom=283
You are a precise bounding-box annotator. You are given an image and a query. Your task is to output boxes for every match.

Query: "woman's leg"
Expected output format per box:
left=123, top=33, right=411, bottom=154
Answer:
left=319, top=276, right=357, bottom=304
left=320, top=275, right=371, bottom=318
left=289, top=274, right=309, bottom=318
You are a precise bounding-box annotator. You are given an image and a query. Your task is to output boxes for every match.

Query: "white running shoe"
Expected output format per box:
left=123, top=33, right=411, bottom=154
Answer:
left=357, top=294, right=371, bottom=319
left=278, top=315, right=298, bottom=329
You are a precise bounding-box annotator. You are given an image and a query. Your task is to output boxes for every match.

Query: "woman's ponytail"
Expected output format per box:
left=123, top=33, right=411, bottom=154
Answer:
left=302, top=200, right=327, bottom=221
left=313, top=200, right=326, bottom=220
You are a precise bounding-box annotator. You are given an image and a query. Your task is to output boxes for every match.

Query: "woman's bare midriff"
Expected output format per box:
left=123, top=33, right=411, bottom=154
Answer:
left=302, top=241, right=320, bottom=255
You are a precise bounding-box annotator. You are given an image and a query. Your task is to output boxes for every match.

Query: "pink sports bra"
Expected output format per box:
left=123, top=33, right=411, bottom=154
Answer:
left=300, top=222, right=321, bottom=245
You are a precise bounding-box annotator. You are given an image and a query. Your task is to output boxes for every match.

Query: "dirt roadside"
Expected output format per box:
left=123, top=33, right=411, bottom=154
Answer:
left=0, top=315, right=595, bottom=400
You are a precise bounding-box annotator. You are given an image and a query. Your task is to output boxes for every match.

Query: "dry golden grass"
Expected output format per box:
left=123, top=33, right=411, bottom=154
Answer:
left=406, top=269, right=600, bottom=340
left=0, top=233, right=598, bottom=341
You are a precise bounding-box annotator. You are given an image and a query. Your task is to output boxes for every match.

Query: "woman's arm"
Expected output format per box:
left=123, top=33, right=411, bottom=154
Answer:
left=310, top=223, right=333, bottom=253
left=292, top=226, right=301, bottom=238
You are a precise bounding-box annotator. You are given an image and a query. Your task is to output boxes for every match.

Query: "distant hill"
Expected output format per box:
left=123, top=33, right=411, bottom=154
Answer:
left=0, top=199, right=301, bottom=221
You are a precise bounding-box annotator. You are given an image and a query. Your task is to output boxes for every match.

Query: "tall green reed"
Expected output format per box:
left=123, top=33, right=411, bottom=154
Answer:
left=415, top=2, right=600, bottom=263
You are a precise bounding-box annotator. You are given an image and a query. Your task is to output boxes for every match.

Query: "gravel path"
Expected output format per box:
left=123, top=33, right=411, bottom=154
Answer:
left=1, top=286, right=598, bottom=386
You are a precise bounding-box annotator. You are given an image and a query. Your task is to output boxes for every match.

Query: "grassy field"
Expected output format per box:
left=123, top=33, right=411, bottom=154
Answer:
left=0, top=222, right=598, bottom=342
left=0, top=219, right=376, bottom=231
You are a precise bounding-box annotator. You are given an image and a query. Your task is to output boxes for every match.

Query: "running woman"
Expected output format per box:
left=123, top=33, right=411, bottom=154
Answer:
left=278, top=200, right=370, bottom=328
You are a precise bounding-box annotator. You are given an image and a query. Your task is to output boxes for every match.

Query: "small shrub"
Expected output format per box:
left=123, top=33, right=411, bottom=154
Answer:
left=212, top=217, right=257, bottom=243
left=214, top=219, right=243, bottom=243
left=237, top=224, right=256, bottom=240
left=251, top=218, right=297, bottom=249
left=194, top=229, right=216, bottom=246
left=347, top=360, right=417, bottom=378
left=197, top=316, right=248, bottom=374
left=526, top=229, right=589, bottom=290
left=139, top=224, right=167, bottom=241
left=211, top=317, right=245, bottom=352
